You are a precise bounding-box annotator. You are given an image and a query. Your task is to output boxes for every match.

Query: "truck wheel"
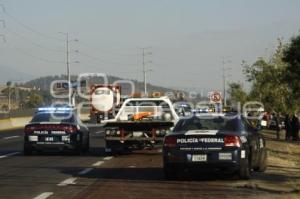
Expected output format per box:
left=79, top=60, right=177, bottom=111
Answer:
left=106, top=140, right=123, bottom=155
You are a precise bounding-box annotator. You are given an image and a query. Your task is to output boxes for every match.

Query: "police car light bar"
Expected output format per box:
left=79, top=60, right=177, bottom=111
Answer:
left=37, top=107, right=73, bottom=112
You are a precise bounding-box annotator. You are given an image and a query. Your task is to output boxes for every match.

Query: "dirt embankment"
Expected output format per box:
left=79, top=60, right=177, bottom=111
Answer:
left=237, top=130, right=300, bottom=198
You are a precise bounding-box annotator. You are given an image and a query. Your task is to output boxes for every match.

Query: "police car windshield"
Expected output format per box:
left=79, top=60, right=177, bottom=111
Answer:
left=173, top=116, right=239, bottom=132
left=31, top=112, right=75, bottom=123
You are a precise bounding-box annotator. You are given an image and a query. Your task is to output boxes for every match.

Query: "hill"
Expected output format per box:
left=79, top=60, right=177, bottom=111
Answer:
left=24, top=74, right=177, bottom=96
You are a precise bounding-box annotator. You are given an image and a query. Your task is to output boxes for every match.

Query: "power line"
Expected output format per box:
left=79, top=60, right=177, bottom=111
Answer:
left=4, top=27, right=65, bottom=52
left=1, top=42, right=65, bottom=64
left=77, top=50, right=138, bottom=66
left=1, top=6, right=63, bottom=42
left=78, top=40, right=139, bottom=57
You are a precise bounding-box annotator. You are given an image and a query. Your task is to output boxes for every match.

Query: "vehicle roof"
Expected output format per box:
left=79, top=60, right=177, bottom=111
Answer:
left=180, top=113, right=241, bottom=119
left=125, top=96, right=170, bottom=101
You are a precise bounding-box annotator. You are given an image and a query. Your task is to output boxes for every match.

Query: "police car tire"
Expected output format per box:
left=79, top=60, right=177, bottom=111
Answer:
left=23, top=147, right=32, bottom=156
left=239, top=157, right=251, bottom=180
left=163, top=165, right=177, bottom=180
left=254, top=149, right=267, bottom=172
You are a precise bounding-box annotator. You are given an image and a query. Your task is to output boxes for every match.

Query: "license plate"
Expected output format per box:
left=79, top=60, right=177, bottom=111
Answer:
left=45, top=137, right=54, bottom=142
left=192, top=154, right=207, bottom=162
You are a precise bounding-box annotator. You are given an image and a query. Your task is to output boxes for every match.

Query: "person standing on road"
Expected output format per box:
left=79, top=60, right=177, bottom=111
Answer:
left=274, top=113, right=281, bottom=139
left=291, top=114, right=299, bottom=141
left=284, top=114, right=292, bottom=140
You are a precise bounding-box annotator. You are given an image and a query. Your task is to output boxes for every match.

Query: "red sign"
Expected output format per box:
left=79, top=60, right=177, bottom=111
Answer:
left=210, top=91, right=222, bottom=104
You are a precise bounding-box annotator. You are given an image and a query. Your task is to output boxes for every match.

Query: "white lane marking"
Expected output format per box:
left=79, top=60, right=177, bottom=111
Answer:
left=78, top=168, right=93, bottom=175
left=92, top=161, right=104, bottom=167
left=103, top=156, right=113, bottom=161
left=57, top=177, right=77, bottom=186
left=0, top=152, right=20, bottom=159
left=3, top=135, right=20, bottom=140
left=33, top=192, right=54, bottom=199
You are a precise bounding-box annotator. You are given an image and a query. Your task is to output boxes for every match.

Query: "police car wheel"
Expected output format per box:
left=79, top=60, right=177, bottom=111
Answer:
left=238, top=157, right=251, bottom=180
left=254, top=149, right=267, bottom=172
left=163, top=164, right=177, bottom=180
left=23, top=147, right=32, bottom=156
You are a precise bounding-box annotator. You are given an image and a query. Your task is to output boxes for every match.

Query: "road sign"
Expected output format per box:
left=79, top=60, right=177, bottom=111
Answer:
left=210, top=91, right=222, bottom=104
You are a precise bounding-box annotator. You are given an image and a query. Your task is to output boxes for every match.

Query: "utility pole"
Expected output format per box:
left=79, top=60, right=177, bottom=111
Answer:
left=140, top=47, right=152, bottom=96
left=222, top=63, right=226, bottom=107
left=59, top=32, right=71, bottom=105
left=222, top=59, right=231, bottom=107
left=66, top=33, right=70, bottom=106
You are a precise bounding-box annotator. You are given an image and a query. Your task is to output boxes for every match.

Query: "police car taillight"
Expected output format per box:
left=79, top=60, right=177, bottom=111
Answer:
left=224, top=136, right=241, bottom=147
left=62, top=125, right=77, bottom=133
left=25, top=124, right=77, bottom=133
left=24, top=125, right=36, bottom=134
left=164, top=136, right=177, bottom=147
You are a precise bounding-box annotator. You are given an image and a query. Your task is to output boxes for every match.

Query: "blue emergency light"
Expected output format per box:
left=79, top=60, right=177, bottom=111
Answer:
left=37, top=107, right=73, bottom=112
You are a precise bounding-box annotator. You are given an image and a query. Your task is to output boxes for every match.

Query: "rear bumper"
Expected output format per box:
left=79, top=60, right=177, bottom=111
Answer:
left=24, top=142, right=79, bottom=151
left=163, top=148, right=244, bottom=171
left=24, top=134, right=81, bottom=151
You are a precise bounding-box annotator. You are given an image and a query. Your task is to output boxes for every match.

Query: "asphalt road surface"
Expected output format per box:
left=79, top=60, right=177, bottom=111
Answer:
left=0, top=127, right=299, bottom=199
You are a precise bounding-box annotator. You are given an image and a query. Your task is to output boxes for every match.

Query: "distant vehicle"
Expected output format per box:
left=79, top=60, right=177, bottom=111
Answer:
left=163, top=114, right=267, bottom=180
left=173, top=101, right=192, bottom=117
left=104, top=97, right=179, bottom=153
left=90, top=84, right=121, bottom=123
left=23, top=107, right=89, bottom=155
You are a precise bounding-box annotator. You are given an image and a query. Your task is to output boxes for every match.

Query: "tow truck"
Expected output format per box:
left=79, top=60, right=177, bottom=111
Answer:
left=103, top=96, right=179, bottom=153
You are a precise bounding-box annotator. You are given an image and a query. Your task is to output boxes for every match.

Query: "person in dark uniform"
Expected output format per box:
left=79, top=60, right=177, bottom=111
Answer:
left=284, top=114, right=292, bottom=140
left=274, top=113, right=281, bottom=139
left=291, top=114, right=299, bottom=141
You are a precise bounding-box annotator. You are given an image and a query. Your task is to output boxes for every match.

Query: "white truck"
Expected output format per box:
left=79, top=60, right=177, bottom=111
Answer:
left=90, top=84, right=121, bottom=123
left=103, top=96, right=179, bottom=153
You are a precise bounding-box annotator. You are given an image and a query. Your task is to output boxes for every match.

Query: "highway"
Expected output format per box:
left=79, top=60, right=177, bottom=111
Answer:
left=0, top=127, right=299, bottom=199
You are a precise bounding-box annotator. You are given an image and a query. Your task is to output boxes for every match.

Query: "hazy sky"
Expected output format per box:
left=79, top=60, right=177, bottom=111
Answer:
left=0, top=0, right=300, bottom=92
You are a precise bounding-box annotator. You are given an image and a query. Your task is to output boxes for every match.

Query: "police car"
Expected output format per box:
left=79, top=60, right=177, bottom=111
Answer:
left=24, top=107, right=89, bottom=155
left=163, top=114, right=267, bottom=179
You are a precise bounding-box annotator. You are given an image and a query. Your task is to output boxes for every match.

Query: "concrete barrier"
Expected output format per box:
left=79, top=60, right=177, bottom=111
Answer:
left=0, top=117, right=32, bottom=131
left=0, top=114, right=90, bottom=131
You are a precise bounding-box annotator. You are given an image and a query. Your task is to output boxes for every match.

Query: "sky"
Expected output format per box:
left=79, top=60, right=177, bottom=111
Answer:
left=0, top=0, right=300, bottom=92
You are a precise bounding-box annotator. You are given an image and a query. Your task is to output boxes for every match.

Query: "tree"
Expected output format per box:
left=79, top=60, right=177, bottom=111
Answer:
left=243, top=38, right=290, bottom=113
left=26, top=93, right=43, bottom=108
left=227, top=82, right=248, bottom=106
left=283, top=34, right=300, bottom=100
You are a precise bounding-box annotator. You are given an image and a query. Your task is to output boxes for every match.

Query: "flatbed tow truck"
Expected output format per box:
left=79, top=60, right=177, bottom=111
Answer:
left=103, top=97, right=179, bottom=153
